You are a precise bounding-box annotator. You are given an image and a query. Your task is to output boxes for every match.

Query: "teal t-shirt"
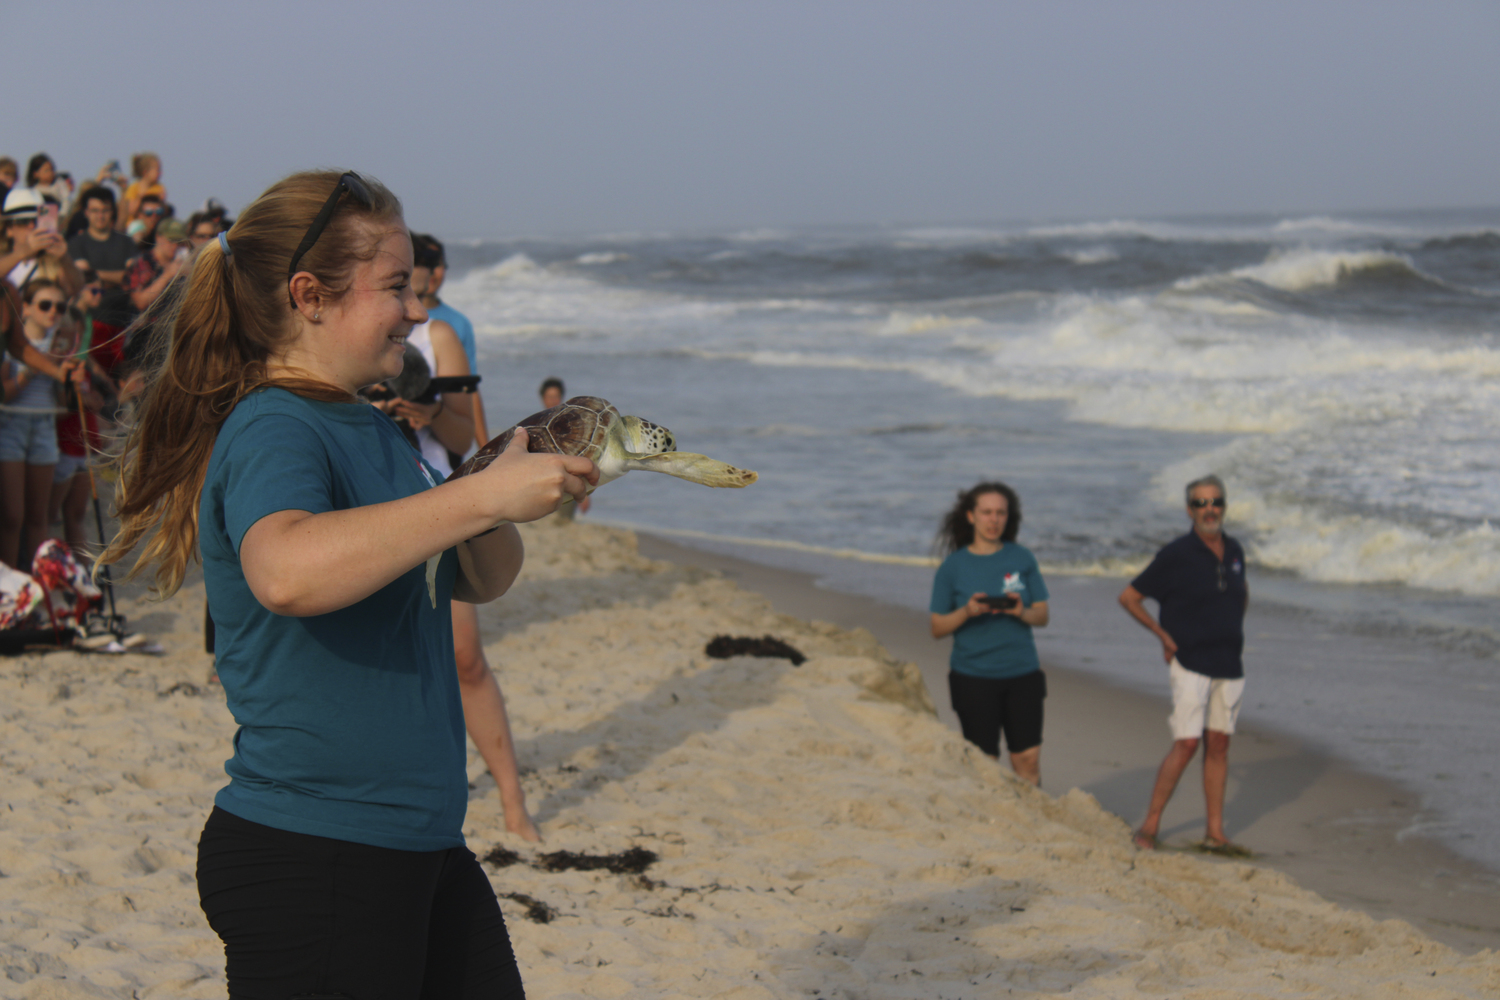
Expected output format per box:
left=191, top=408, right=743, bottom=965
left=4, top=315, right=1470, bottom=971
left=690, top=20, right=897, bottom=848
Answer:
left=200, top=388, right=465, bottom=852
left=930, top=544, right=1049, bottom=679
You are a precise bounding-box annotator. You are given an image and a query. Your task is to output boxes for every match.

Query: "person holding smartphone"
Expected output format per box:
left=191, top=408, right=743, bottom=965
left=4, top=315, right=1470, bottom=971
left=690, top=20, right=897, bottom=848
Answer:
left=1, top=188, right=84, bottom=296
left=930, top=481, right=1051, bottom=786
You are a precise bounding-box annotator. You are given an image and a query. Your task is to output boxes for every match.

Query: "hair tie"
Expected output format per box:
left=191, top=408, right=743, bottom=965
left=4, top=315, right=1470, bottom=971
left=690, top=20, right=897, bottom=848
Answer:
left=218, top=232, right=233, bottom=259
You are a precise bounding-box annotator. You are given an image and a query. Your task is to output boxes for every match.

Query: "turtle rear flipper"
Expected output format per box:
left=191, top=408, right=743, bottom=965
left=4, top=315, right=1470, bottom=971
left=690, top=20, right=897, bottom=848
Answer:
left=625, top=452, right=757, bottom=488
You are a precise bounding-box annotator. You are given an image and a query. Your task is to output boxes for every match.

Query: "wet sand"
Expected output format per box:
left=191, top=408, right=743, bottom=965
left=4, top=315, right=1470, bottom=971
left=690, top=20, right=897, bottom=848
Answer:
left=0, top=520, right=1496, bottom=998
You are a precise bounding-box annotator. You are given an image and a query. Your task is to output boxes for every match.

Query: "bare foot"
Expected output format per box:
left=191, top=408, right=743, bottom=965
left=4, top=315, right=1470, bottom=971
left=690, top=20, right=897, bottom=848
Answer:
left=1132, top=829, right=1159, bottom=851
left=1199, top=838, right=1251, bottom=858
left=506, top=811, right=542, bottom=843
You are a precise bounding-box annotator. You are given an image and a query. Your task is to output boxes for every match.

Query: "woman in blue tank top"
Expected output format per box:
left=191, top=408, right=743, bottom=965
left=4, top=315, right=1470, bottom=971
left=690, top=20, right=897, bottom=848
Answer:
left=99, top=170, right=598, bottom=999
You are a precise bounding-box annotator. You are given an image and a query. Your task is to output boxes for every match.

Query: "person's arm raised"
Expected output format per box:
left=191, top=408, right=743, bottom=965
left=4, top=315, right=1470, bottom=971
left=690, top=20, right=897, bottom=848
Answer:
left=240, top=428, right=596, bottom=616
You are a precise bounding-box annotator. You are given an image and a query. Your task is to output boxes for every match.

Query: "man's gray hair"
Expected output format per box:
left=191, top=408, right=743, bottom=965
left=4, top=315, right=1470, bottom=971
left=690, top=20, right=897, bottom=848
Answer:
left=1185, top=474, right=1226, bottom=504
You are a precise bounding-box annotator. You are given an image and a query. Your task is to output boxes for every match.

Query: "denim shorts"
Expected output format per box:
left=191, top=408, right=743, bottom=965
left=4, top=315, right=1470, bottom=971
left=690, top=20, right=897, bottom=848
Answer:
left=0, top=411, right=60, bottom=465
left=53, top=452, right=89, bottom=483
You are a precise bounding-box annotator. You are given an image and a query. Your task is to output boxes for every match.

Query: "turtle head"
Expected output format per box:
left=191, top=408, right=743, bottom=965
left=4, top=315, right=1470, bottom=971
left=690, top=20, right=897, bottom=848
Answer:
left=621, top=416, right=676, bottom=456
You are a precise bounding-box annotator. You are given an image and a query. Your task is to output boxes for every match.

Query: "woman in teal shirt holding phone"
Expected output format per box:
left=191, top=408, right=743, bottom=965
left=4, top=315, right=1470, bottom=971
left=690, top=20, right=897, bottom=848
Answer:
left=930, top=481, right=1050, bottom=786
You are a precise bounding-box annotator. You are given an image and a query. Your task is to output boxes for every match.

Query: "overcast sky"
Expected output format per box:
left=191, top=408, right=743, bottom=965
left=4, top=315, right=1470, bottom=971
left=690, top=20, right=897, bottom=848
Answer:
left=8, top=1, right=1498, bottom=237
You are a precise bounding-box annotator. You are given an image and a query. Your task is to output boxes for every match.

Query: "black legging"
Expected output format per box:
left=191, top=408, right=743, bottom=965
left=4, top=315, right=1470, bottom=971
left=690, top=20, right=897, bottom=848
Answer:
left=197, top=807, right=525, bottom=999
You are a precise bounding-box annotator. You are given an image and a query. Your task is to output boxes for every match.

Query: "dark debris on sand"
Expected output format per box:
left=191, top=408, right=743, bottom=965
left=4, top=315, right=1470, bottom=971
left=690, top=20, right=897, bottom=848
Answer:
left=705, top=634, right=806, bottom=666
left=500, top=892, right=558, bottom=924
left=482, top=846, right=523, bottom=869
left=536, top=846, right=659, bottom=876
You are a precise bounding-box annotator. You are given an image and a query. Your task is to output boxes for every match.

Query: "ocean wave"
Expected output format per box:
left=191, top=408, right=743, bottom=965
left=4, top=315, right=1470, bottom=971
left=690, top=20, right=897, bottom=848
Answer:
left=576, top=251, right=629, bottom=265
left=1421, top=230, right=1500, bottom=251
left=1268, top=215, right=1423, bottom=239
left=596, top=521, right=940, bottom=567
left=1023, top=219, right=1167, bottom=240
left=470, top=323, right=597, bottom=340
left=1154, top=443, right=1500, bottom=597
left=874, top=311, right=982, bottom=337
left=448, top=255, right=743, bottom=341
left=1063, top=247, right=1119, bottom=265
left=1230, top=249, right=1432, bottom=292
left=1246, top=513, right=1500, bottom=596
left=1172, top=249, right=1437, bottom=294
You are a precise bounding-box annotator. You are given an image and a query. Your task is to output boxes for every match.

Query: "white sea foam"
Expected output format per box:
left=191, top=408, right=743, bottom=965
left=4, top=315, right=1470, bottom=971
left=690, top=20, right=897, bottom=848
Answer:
left=874, top=312, right=982, bottom=337
left=447, top=254, right=737, bottom=340
left=576, top=251, right=628, bottom=265
left=1154, top=437, right=1500, bottom=597
left=1063, top=247, right=1119, bottom=265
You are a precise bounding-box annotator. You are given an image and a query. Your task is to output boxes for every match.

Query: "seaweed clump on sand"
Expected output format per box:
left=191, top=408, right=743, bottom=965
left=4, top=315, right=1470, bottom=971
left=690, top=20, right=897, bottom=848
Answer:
left=705, top=634, right=806, bottom=666
left=500, top=892, right=557, bottom=924
left=481, top=846, right=523, bottom=869
left=536, top=846, right=659, bottom=876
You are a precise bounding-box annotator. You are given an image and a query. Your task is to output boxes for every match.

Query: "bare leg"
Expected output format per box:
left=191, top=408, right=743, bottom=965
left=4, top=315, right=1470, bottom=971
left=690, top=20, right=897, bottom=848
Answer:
left=0, top=460, right=26, bottom=567
left=1134, top=736, right=1201, bottom=848
left=1009, top=745, right=1041, bottom=787
left=47, top=474, right=67, bottom=533
left=1202, top=729, right=1231, bottom=844
left=21, top=463, right=55, bottom=570
left=452, top=600, right=541, bottom=842
left=61, top=475, right=91, bottom=556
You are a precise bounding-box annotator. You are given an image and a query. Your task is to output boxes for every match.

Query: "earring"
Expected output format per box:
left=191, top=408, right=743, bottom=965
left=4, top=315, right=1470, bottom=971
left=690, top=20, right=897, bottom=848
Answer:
left=314, top=312, right=321, bottom=321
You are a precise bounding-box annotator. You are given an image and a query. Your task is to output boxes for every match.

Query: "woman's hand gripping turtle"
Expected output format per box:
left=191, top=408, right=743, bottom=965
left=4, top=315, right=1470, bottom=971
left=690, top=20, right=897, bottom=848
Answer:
left=449, top=426, right=598, bottom=605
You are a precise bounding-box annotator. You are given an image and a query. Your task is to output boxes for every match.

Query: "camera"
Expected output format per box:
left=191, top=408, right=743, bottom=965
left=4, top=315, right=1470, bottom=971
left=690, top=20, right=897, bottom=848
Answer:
left=359, top=345, right=481, bottom=406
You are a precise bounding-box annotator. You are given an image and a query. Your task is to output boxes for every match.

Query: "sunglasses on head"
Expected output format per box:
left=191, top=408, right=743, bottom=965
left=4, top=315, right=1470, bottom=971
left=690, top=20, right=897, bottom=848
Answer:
left=1188, top=498, right=1226, bottom=510
left=287, top=172, right=374, bottom=283
left=33, top=299, right=65, bottom=313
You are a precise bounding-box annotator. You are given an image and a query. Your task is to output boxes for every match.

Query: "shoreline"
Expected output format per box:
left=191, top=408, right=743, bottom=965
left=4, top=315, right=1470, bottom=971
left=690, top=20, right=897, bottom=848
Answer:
left=633, top=530, right=1500, bottom=954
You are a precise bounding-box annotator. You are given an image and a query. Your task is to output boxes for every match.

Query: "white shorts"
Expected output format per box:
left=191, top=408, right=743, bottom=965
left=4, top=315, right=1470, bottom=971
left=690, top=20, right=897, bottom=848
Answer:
left=1168, top=658, right=1244, bottom=740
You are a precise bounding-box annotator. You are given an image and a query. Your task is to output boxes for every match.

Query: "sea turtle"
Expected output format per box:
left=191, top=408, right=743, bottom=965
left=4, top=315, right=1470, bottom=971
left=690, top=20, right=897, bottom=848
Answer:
left=422, top=396, right=757, bottom=604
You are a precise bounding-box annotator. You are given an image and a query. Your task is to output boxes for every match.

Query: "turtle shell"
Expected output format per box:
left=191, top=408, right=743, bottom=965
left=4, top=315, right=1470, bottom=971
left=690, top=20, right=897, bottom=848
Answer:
left=448, top=396, right=620, bottom=481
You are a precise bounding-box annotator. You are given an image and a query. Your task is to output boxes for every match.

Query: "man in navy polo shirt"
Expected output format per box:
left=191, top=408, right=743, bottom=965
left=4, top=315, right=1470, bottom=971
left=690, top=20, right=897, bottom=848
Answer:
left=1119, top=474, right=1248, bottom=854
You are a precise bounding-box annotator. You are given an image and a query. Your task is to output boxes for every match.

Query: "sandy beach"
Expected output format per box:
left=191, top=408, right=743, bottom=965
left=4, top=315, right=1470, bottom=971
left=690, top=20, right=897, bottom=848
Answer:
left=1, top=519, right=1497, bottom=998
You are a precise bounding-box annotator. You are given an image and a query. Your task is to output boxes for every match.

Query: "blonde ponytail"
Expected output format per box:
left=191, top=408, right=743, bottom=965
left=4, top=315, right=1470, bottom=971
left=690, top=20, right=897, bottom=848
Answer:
left=100, top=170, right=403, bottom=596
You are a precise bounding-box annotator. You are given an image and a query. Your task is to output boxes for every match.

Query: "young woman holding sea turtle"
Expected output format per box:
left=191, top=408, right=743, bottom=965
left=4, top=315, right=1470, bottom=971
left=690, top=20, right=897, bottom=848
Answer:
left=930, top=482, right=1051, bottom=787
left=100, top=169, right=596, bottom=998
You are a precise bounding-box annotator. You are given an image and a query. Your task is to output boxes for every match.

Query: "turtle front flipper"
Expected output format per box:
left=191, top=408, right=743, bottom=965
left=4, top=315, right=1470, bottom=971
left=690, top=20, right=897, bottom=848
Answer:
left=625, top=452, right=757, bottom=488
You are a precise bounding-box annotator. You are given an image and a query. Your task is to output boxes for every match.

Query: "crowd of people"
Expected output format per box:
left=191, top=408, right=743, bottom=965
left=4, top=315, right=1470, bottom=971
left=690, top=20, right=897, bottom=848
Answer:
left=0, top=150, right=231, bottom=580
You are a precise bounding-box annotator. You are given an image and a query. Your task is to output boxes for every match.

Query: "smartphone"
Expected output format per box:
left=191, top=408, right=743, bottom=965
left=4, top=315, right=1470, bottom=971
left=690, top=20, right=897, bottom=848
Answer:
left=980, top=594, right=1019, bottom=610
left=36, top=204, right=59, bottom=235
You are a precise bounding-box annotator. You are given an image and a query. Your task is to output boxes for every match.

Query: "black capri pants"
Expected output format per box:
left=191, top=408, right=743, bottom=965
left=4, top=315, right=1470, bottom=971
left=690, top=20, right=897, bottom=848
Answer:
left=949, top=668, right=1046, bottom=757
left=197, top=807, right=525, bottom=1000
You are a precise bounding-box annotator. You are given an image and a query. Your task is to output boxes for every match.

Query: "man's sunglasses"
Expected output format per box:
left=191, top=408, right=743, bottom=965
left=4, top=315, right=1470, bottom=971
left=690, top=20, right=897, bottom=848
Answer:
left=1188, top=498, right=1226, bottom=510
left=287, top=172, right=373, bottom=281
left=140, top=208, right=163, bottom=217
left=33, top=300, right=66, bottom=314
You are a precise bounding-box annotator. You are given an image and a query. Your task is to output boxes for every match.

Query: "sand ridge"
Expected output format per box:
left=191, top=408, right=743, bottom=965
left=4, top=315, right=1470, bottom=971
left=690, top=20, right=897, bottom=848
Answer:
left=0, top=521, right=1495, bottom=997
